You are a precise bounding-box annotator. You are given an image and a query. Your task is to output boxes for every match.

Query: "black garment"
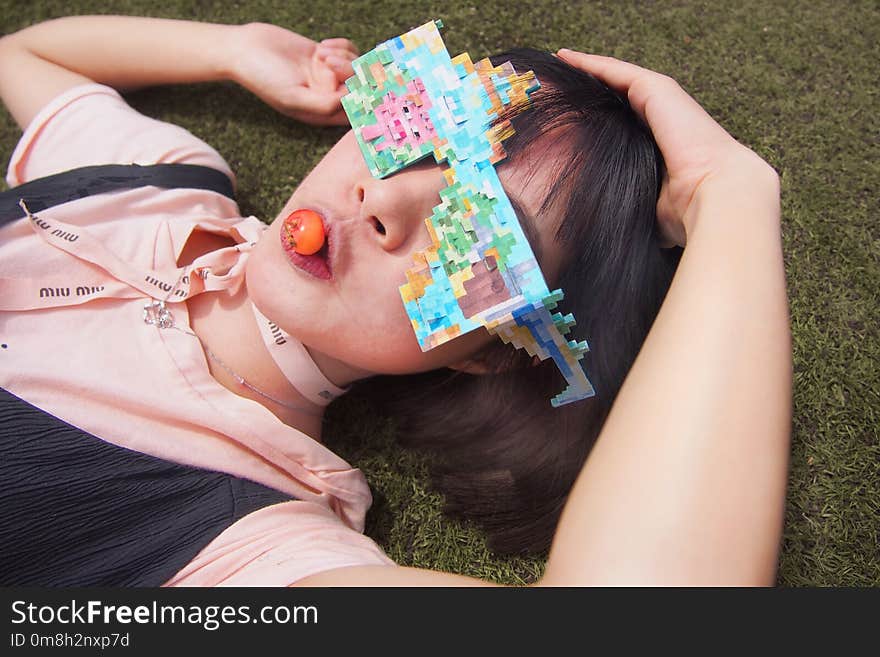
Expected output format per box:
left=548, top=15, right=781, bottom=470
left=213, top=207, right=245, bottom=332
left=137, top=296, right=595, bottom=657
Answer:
left=0, top=387, right=292, bottom=586
left=0, top=162, right=235, bottom=226
left=0, top=163, right=291, bottom=586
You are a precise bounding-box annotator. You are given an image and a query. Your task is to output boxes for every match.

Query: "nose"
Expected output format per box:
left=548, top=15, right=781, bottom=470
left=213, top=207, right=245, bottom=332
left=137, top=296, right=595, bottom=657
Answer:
left=354, top=162, right=445, bottom=252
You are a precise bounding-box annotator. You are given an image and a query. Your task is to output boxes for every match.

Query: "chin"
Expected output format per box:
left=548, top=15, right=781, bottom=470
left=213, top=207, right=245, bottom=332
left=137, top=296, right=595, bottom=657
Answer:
left=329, top=332, right=430, bottom=376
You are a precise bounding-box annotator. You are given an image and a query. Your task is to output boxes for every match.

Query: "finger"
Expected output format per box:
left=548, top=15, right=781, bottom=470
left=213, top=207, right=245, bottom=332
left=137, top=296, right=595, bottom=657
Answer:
left=316, top=45, right=358, bottom=64
left=309, top=58, right=339, bottom=93
left=556, top=49, right=682, bottom=122
left=558, top=49, right=730, bottom=161
left=315, top=48, right=356, bottom=65
left=325, top=54, right=355, bottom=80
left=556, top=49, right=650, bottom=96
left=314, top=47, right=356, bottom=85
left=319, top=37, right=359, bottom=56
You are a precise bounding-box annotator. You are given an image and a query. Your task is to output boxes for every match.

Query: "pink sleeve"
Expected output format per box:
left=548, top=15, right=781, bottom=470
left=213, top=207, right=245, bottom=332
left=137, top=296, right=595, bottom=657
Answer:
left=164, top=501, right=397, bottom=587
left=5, top=82, right=235, bottom=188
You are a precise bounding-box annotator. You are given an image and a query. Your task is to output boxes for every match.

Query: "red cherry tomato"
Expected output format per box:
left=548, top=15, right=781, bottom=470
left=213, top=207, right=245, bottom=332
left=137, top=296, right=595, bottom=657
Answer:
left=282, top=209, right=325, bottom=255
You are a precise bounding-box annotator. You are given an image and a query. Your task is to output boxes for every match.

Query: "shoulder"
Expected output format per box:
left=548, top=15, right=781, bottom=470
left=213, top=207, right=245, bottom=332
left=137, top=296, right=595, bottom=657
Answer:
left=6, top=82, right=234, bottom=189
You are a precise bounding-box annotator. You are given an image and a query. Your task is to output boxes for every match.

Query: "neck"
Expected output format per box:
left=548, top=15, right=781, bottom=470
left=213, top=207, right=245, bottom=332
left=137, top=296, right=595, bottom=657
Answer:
left=254, top=335, right=373, bottom=442
left=187, top=285, right=373, bottom=443
left=305, top=346, right=374, bottom=391
left=269, top=345, right=373, bottom=440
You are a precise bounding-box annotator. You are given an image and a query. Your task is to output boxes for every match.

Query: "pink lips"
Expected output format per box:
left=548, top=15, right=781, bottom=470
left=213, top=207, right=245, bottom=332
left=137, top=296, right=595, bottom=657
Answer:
left=281, top=211, right=332, bottom=280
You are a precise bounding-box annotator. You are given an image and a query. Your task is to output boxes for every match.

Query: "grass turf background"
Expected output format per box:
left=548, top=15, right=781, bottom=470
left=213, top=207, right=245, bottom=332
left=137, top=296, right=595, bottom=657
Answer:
left=0, top=0, right=876, bottom=586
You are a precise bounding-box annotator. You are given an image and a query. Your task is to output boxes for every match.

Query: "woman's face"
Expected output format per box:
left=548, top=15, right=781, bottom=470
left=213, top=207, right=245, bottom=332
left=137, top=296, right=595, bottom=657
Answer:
left=246, top=129, right=566, bottom=379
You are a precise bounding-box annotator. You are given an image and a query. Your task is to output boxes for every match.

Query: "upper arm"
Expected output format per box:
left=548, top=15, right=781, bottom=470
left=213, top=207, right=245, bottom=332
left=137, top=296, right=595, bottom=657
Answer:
left=0, top=34, right=94, bottom=131
left=1, top=52, right=234, bottom=190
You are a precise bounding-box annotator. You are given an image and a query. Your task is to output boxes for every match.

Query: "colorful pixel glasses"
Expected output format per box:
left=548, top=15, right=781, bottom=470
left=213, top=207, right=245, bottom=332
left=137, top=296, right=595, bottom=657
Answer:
left=341, top=20, right=595, bottom=406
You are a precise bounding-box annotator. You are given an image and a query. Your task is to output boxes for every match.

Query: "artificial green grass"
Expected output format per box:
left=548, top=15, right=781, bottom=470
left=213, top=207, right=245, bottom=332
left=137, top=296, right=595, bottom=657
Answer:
left=1, top=0, right=877, bottom=586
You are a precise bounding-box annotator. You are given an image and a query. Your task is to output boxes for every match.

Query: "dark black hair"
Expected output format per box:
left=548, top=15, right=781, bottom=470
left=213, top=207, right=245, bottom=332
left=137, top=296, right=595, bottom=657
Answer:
left=348, top=48, right=682, bottom=555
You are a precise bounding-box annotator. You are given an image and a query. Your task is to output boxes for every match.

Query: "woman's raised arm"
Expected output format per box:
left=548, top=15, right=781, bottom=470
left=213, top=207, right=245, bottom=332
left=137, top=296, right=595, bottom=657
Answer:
left=539, top=50, right=791, bottom=586
left=0, top=15, right=358, bottom=129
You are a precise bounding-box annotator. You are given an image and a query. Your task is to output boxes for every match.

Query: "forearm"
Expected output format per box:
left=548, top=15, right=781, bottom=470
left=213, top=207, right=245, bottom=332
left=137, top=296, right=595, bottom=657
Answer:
left=542, top=163, right=791, bottom=586
left=2, top=15, right=238, bottom=90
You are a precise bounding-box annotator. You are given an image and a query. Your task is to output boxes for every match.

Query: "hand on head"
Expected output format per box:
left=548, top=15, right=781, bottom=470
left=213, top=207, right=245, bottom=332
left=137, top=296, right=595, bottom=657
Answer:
left=556, top=49, right=778, bottom=248
left=230, top=22, right=359, bottom=126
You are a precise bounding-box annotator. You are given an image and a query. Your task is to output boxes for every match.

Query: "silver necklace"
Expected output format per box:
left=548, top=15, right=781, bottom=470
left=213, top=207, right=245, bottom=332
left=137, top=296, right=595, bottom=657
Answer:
left=143, top=298, right=323, bottom=419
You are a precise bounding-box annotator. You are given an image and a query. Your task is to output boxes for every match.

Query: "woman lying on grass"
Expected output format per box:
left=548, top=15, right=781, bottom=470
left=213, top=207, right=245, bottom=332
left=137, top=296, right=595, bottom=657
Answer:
left=0, top=15, right=790, bottom=586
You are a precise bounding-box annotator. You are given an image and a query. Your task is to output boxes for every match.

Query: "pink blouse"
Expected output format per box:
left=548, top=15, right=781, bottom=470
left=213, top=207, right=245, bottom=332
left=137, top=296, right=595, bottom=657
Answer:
left=0, top=83, right=396, bottom=585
